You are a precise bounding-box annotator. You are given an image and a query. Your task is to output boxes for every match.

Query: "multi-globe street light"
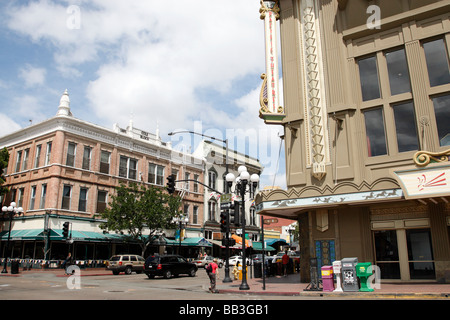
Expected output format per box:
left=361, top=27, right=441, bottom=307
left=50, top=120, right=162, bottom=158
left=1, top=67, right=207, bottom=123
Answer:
left=226, top=165, right=259, bottom=290
left=1, top=202, right=24, bottom=273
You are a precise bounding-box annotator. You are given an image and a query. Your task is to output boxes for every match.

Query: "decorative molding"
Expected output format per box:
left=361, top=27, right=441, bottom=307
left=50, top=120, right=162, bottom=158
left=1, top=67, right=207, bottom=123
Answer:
left=414, top=149, right=450, bottom=167
left=259, top=0, right=280, bottom=20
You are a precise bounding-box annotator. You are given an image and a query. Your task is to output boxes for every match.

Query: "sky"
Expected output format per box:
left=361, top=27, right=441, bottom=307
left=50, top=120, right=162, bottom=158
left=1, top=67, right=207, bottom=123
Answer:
left=0, top=0, right=286, bottom=189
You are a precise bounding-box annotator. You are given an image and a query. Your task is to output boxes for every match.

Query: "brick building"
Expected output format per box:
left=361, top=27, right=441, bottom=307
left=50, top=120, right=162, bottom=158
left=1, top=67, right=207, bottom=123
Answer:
left=0, top=90, right=205, bottom=264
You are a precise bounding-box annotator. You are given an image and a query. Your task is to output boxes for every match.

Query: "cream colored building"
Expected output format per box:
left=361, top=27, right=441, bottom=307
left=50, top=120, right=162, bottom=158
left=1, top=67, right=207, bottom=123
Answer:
left=256, top=0, right=450, bottom=283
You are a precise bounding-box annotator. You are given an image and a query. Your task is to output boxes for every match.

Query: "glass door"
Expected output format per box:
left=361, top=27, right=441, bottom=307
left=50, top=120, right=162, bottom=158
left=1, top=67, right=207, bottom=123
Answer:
left=406, top=229, right=435, bottom=279
left=374, top=230, right=401, bottom=279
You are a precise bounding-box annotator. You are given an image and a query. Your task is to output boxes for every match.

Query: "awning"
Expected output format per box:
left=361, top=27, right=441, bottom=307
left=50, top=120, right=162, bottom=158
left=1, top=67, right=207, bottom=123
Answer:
left=252, top=241, right=275, bottom=251
left=0, top=229, right=125, bottom=242
left=231, top=234, right=251, bottom=248
left=164, top=237, right=212, bottom=247
left=265, top=238, right=286, bottom=246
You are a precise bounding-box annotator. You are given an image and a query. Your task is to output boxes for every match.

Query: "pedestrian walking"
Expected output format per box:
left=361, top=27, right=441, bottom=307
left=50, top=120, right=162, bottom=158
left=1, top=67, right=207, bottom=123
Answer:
left=62, top=252, right=73, bottom=275
left=282, top=250, right=289, bottom=277
left=206, top=258, right=219, bottom=293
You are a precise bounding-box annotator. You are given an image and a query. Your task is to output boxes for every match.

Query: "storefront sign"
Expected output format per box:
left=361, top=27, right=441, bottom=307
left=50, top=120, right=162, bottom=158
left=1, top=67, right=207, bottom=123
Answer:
left=394, top=165, right=450, bottom=199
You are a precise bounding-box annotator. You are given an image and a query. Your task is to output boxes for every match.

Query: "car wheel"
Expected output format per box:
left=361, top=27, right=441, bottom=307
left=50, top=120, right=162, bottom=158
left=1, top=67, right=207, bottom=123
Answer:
left=124, top=266, right=132, bottom=275
left=189, top=268, right=196, bottom=277
left=164, top=270, right=172, bottom=279
left=112, top=270, right=120, bottom=275
left=146, top=274, right=155, bottom=279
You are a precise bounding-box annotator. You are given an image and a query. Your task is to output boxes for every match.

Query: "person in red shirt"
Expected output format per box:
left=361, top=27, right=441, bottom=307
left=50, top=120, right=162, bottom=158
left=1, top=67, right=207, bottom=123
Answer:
left=282, top=250, right=290, bottom=277
left=207, top=258, right=219, bottom=293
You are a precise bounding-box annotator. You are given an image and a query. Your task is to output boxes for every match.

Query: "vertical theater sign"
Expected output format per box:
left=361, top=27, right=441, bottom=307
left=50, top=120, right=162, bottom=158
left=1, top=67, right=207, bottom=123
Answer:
left=259, top=1, right=285, bottom=125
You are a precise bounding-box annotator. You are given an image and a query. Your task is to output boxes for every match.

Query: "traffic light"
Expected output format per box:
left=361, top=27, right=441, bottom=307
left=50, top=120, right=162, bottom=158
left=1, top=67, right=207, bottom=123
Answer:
left=166, top=175, right=175, bottom=194
left=62, top=222, right=70, bottom=238
left=220, top=210, right=228, bottom=233
left=229, top=201, right=240, bottom=227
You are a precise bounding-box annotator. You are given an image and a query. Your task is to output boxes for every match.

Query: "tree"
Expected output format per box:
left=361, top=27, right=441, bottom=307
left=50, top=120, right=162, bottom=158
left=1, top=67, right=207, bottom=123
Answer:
left=0, top=147, right=10, bottom=198
left=100, top=182, right=182, bottom=256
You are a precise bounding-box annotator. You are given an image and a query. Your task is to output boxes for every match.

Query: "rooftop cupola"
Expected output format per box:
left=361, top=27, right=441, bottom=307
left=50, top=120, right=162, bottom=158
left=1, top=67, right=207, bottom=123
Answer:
left=56, top=89, right=73, bottom=116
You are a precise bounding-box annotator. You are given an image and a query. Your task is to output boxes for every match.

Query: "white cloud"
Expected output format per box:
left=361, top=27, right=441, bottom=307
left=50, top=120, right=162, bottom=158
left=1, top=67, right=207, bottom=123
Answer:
left=0, top=113, right=22, bottom=136
left=19, top=64, right=47, bottom=87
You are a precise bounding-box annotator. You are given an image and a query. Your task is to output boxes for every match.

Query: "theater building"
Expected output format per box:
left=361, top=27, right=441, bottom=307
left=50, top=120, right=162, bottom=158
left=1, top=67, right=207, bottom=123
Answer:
left=255, top=0, right=450, bottom=283
left=0, top=90, right=205, bottom=264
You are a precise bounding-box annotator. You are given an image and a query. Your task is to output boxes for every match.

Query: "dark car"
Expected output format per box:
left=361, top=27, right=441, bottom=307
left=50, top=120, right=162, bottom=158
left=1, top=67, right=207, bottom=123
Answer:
left=144, top=254, right=198, bottom=279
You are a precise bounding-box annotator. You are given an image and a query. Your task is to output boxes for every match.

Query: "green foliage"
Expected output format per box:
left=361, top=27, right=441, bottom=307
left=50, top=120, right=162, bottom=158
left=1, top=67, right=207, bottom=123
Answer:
left=0, top=147, right=10, bottom=197
left=100, top=182, right=182, bottom=256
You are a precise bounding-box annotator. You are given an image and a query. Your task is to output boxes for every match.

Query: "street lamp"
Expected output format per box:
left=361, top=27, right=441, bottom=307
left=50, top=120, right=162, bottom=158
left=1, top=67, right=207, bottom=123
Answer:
left=172, top=215, right=189, bottom=255
left=168, top=129, right=233, bottom=283
left=226, top=166, right=259, bottom=290
left=1, top=202, right=24, bottom=273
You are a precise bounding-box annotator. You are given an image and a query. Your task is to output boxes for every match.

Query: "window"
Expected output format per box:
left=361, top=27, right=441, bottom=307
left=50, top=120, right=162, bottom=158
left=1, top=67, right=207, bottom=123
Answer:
left=194, top=174, right=199, bottom=193
left=208, top=201, right=217, bottom=221
left=184, top=204, right=190, bottom=220
left=40, top=184, right=47, bottom=209
left=66, top=142, right=76, bottom=167
left=15, top=151, right=22, bottom=172
left=21, top=148, right=29, bottom=171
left=82, top=146, right=91, bottom=170
left=385, top=48, right=411, bottom=95
left=17, top=188, right=24, bottom=207
left=374, top=230, right=400, bottom=279
left=193, top=206, right=198, bottom=224
left=97, top=190, right=108, bottom=213
left=358, top=55, right=381, bottom=101
left=62, top=185, right=72, bottom=210
left=45, top=142, right=52, bottom=165
left=119, top=156, right=138, bottom=179
left=208, top=171, right=217, bottom=190
left=184, top=172, right=190, bottom=190
left=78, top=187, right=88, bottom=212
left=432, top=94, right=450, bottom=146
left=364, top=108, right=387, bottom=157
left=148, top=163, right=165, bottom=185
left=34, top=145, right=41, bottom=168
left=406, top=229, right=435, bottom=280
left=29, top=186, right=36, bottom=210
left=423, top=38, right=450, bottom=87
left=99, top=150, right=110, bottom=174
left=393, top=101, right=419, bottom=152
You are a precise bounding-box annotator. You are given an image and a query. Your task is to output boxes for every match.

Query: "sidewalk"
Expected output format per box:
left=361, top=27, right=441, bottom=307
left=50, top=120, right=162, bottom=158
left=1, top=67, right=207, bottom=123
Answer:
left=215, top=273, right=450, bottom=299
left=2, top=268, right=449, bottom=299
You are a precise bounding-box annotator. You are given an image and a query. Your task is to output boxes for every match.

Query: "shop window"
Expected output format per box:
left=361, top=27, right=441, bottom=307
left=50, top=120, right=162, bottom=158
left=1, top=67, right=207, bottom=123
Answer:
left=364, top=107, right=387, bottom=156
left=358, top=55, right=381, bottom=101
left=432, top=94, right=450, bottom=146
left=423, top=38, right=450, bottom=87
left=393, top=101, right=419, bottom=152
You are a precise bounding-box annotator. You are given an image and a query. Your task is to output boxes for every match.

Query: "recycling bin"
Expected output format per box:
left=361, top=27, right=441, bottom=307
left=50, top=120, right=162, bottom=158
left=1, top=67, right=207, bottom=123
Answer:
left=321, top=266, right=334, bottom=292
left=332, top=260, right=343, bottom=292
left=341, top=257, right=359, bottom=292
left=253, top=261, right=262, bottom=278
left=10, top=260, right=20, bottom=274
left=356, top=262, right=374, bottom=292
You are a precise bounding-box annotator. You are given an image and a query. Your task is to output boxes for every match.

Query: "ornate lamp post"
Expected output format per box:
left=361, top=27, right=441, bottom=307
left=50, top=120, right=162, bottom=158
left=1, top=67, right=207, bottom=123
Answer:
left=226, top=166, right=259, bottom=290
left=1, top=202, right=24, bottom=273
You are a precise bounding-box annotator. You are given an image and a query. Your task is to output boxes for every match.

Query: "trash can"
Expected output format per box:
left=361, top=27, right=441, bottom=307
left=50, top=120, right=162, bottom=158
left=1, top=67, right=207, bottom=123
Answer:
left=332, top=260, right=343, bottom=292
left=356, top=262, right=374, bottom=292
left=254, top=261, right=262, bottom=278
left=321, top=266, right=334, bottom=292
left=11, top=260, right=20, bottom=274
left=341, top=257, right=359, bottom=292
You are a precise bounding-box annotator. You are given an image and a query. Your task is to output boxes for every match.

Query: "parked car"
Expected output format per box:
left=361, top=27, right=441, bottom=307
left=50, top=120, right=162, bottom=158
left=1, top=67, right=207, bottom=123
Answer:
left=107, top=254, right=145, bottom=275
left=144, top=254, right=198, bottom=279
left=228, top=255, right=251, bottom=266
left=194, top=256, right=224, bottom=268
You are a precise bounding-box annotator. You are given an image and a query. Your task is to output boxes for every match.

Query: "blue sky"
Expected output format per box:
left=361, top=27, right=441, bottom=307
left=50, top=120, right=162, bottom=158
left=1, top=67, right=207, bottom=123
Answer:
left=0, top=0, right=286, bottom=188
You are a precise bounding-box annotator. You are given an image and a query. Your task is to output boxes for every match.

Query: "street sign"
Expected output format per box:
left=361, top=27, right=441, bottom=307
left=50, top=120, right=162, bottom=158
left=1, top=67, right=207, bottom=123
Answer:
left=220, top=193, right=232, bottom=203
left=220, top=202, right=231, bottom=210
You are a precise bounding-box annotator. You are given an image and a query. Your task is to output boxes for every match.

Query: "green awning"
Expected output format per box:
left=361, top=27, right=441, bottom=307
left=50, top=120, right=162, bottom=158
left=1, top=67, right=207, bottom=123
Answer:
left=165, top=237, right=212, bottom=247
left=252, top=242, right=276, bottom=251
left=0, top=229, right=125, bottom=242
